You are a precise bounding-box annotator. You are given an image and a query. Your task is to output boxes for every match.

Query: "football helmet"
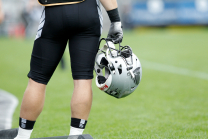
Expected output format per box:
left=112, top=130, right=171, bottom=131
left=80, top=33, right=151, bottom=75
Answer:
left=94, top=38, right=142, bottom=98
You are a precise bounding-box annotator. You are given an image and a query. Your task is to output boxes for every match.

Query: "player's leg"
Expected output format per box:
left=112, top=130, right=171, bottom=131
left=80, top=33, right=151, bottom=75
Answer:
left=67, top=0, right=102, bottom=135
left=68, top=38, right=99, bottom=135
left=14, top=37, right=67, bottom=139
left=19, top=36, right=68, bottom=121
left=68, top=17, right=101, bottom=135
left=14, top=79, right=46, bottom=139
left=69, top=79, right=93, bottom=135
left=71, top=80, right=93, bottom=120
left=15, top=6, right=68, bottom=138
left=20, top=79, right=46, bottom=121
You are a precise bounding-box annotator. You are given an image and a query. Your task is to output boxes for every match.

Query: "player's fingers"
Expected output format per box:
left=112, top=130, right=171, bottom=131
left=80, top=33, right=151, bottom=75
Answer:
left=114, top=35, right=123, bottom=44
left=106, top=37, right=115, bottom=43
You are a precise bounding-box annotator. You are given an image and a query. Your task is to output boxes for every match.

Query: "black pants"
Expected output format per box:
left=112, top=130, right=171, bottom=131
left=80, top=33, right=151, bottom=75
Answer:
left=28, top=0, right=103, bottom=84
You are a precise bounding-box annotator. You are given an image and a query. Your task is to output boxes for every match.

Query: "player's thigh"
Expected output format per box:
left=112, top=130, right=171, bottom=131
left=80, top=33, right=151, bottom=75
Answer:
left=68, top=35, right=100, bottom=79
left=28, top=38, right=67, bottom=85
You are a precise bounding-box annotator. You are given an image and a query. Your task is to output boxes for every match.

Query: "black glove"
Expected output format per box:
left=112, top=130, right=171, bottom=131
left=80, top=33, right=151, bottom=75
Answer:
left=107, top=22, right=123, bottom=44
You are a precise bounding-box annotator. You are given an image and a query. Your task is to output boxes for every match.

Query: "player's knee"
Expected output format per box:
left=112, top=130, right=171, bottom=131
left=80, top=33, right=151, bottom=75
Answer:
left=26, top=78, right=47, bottom=91
left=73, top=79, right=92, bottom=89
left=27, top=71, right=50, bottom=85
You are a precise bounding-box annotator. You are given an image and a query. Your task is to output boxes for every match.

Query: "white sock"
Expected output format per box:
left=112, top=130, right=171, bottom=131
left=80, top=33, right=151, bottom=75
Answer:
left=69, top=126, right=84, bottom=135
left=14, top=126, right=33, bottom=139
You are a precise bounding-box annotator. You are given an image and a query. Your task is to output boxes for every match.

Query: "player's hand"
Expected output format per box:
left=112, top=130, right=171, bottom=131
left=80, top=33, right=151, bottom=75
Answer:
left=107, top=22, right=123, bottom=44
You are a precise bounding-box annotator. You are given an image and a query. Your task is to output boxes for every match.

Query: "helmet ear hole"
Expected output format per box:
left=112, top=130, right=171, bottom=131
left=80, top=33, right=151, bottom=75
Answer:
left=97, top=76, right=106, bottom=84
left=100, top=57, right=109, bottom=67
left=118, top=68, right=122, bottom=74
left=118, top=64, right=122, bottom=75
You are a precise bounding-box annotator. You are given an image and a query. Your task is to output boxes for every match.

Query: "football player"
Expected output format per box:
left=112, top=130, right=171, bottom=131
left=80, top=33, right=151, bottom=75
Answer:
left=14, top=0, right=123, bottom=139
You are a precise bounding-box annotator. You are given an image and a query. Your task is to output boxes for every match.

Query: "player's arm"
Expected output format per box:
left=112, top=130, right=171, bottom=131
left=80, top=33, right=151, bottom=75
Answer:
left=99, top=0, right=118, bottom=11
left=100, top=0, right=123, bottom=44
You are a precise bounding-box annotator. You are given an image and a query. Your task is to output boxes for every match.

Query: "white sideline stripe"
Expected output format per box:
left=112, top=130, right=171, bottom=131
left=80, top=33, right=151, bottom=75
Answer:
left=142, top=60, right=208, bottom=81
left=0, top=90, right=18, bottom=129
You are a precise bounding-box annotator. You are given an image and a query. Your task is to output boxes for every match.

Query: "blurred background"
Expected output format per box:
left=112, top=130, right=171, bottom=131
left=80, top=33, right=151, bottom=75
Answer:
left=0, top=0, right=208, bottom=138
left=1, top=0, right=208, bottom=37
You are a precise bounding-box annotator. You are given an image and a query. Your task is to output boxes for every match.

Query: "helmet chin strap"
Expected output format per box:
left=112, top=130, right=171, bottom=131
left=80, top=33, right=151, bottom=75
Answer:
left=106, top=49, right=115, bottom=74
left=106, top=49, right=112, bottom=65
left=99, top=41, right=116, bottom=74
left=107, top=44, right=119, bottom=74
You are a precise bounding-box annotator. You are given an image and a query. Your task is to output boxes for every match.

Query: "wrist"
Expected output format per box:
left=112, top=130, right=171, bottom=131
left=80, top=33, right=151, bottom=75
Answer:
left=107, top=8, right=120, bottom=23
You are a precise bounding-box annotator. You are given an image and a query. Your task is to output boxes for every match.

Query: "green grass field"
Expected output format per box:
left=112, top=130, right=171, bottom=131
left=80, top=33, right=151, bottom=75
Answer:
left=0, top=28, right=208, bottom=139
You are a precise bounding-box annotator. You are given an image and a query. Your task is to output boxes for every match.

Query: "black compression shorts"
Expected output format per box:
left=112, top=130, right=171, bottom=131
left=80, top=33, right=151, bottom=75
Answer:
left=27, top=0, right=103, bottom=85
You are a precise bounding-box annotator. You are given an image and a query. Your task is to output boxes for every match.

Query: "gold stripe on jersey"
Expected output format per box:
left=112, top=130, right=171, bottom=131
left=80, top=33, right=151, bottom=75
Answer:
left=37, top=0, right=84, bottom=6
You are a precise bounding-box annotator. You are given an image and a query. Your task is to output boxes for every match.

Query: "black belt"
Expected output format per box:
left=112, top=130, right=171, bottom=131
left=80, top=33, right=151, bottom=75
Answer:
left=38, top=0, right=85, bottom=6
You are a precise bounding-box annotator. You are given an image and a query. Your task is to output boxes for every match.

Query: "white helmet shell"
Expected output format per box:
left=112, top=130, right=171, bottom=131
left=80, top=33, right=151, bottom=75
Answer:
left=94, top=39, right=142, bottom=98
